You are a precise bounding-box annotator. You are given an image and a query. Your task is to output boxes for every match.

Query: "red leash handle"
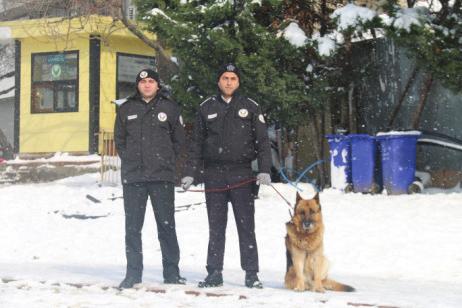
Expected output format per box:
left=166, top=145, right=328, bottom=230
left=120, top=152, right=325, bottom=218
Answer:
left=188, top=178, right=257, bottom=193
left=186, top=178, right=294, bottom=218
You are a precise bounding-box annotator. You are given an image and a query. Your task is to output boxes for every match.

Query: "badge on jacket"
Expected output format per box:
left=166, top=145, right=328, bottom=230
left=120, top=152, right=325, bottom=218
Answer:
left=238, top=109, right=248, bottom=118
left=259, top=114, right=265, bottom=123
left=158, top=112, right=167, bottom=122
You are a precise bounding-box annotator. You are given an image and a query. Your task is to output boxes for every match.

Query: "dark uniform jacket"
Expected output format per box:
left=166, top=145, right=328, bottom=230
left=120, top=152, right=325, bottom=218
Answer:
left=185, top=93, right=271, bottom=177
left=114, top=88, right=185, bottom=184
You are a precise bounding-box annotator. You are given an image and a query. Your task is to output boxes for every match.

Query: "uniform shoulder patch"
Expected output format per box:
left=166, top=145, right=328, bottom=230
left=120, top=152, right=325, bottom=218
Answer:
left=258, top=114, right=266, bottom=123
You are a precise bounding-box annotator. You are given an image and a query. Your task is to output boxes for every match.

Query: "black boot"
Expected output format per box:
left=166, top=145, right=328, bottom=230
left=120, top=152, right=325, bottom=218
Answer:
left=245, top=271, right=263, bottom=289
left=164, top=275, right=187, bottom=285
left=197, top=270, right=223, bottom=288
left=119, top=276, right=141, bottom=289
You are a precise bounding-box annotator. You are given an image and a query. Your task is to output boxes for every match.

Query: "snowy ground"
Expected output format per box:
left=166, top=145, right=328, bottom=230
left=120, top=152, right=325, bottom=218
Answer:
left=1, top=173, right=462, bottom=307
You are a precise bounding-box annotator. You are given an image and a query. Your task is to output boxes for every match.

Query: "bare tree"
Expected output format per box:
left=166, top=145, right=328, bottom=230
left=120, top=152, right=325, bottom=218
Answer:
left=0, top=0, right=176, bottom=77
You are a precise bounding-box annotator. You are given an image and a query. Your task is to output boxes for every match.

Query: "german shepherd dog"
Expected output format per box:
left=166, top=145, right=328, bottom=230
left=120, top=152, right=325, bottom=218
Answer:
left=284, top=192, right=355, bottom=292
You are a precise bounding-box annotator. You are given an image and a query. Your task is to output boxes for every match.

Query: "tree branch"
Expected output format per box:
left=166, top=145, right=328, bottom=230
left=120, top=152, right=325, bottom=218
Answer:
left=0, top=71, right=15, bottom=80
left=116, top=14, right=177, bottom=78
left=0, top=85, right=15, bottom=96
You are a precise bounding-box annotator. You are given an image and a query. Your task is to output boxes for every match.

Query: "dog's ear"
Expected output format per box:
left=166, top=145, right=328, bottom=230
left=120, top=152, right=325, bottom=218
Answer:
left=313, top=192, right=320, bottom=203
left=314, top=192, right=321, bottom=211
left=296, top=191, right=302, bottom=204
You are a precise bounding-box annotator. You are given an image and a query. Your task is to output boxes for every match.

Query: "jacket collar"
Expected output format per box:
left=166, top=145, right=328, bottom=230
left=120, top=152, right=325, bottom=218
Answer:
left=216, top=90, right=241, bottom=105
left=131, top=87, right=172, bottom=104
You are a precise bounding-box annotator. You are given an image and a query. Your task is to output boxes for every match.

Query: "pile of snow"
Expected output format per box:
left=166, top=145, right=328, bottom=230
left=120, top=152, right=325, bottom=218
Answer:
left=0, top=27, right=11, bottom=41
left=389, top=8, right=427, bottom=32
left=7, top=152, right=100, bottom=165
left=0, top=173, right=461, bottom=307
left=314, top=35, right=337, bottom=57
left=332, top=4, right=377, bottom=31
left=282, top=22, right=307, bottom=48
left=376, top=130, right=422, bottom=136
left=149, top=8, right=177, bottom=24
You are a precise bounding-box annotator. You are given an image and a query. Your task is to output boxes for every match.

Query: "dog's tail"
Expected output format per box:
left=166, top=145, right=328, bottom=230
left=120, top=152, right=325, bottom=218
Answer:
left=322, top=279, right=355, bottom=292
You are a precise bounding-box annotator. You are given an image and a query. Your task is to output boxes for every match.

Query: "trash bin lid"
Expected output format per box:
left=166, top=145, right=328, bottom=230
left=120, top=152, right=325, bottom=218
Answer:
left=325, top=134, right=349, bottom=141
left=376, top=130, right=421, bottom=139
left=348, top=134, right=372, bottom=139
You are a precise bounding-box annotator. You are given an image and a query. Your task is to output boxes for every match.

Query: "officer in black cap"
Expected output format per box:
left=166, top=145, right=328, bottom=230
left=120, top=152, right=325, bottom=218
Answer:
left=114, top=68, right=186, bottom=288
left=181, top=63, right=272, bottom=288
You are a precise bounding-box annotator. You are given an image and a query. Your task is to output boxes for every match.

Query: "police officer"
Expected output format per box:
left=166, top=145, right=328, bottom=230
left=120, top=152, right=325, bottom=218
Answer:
left=114, top=69, right=186, bottom=288
left=181, top=63, right=272, bottom=288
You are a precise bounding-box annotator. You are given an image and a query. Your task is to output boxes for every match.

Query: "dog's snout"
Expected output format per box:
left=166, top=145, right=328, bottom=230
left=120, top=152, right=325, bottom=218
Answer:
left=302, top=220, right=313, bottom=230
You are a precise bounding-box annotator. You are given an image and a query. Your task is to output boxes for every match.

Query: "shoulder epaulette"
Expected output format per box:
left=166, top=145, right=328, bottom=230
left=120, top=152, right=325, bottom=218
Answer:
left=247, top=98, right=259, bottom=106
left=112, top=98, right=128, bottom=106
left=200, top=96, right=215, bottom=107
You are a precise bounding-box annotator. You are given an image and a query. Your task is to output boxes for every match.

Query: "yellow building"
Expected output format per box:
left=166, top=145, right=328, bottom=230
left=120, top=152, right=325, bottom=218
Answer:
left=0, top=16, right=156, bottom=154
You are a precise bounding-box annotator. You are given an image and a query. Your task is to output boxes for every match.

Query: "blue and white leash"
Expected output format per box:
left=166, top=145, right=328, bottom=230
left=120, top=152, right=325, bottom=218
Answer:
left=279, top=160, right=324, bottom=192
left=275, top=160, right=324, bottom=218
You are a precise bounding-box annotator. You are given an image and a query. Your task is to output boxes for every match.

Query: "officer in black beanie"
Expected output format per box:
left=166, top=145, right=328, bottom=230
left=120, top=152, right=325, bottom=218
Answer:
left=182, top=63, right=272, bottom=288
left=114, top=68, right=186, bottom=288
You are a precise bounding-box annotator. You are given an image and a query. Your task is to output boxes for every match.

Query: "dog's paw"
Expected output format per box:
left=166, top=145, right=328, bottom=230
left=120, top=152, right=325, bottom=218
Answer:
left=294, top=281, right=305, bottom=291
left=313, top=286, right=326, bottom=293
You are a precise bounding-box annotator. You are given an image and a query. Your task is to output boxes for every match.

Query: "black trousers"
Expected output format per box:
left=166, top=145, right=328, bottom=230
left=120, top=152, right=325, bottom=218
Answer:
left=204, top=166, right=259, bottom=273
left=122, top=181, right=180, bottom=280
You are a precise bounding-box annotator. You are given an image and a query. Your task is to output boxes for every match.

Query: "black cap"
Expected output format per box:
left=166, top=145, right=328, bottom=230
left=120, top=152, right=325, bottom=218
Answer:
left=136, top=68, right=160, bottom=85
left=217, top=63, right=240, bottom=81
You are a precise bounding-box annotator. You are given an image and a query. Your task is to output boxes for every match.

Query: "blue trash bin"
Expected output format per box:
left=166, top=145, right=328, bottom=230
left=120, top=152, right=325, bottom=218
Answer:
left=376, top=131, right=421, bottom=195
left=326, top=134, right=352, bottom=191
left=349, top=134, right=382, bottom=193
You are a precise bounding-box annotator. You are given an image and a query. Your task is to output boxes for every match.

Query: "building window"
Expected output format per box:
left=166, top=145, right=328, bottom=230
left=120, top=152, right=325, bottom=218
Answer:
left=117, top=53, right=156, bottom=99
left=31, top=51, right=79, bottom=113
left=128, top=6, right=137, bottom=20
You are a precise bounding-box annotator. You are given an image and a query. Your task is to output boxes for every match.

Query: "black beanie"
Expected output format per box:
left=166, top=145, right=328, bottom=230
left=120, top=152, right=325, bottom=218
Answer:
left=217, top=63, right=240, bottom=81
left=136, top=68, right=160, bottom=84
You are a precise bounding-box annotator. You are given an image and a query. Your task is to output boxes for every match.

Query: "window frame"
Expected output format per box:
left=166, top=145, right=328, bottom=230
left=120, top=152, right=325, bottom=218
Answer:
left=116, top=52, right=156, bottom=100
left=30, top=50, right=79, bottom=114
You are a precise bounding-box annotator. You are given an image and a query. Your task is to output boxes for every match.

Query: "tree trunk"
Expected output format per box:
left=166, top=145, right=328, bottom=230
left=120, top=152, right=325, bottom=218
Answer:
left=117, top=17, right=177, bottom=78
left=388, top=66, right=419, bottom=128
left=119, top=2, right=177, bottom=79
left=412, top=73, right=433, bottom=129
left=309, top=111, right=325, bottom=188
left=348, top=81, right=355, bottom=133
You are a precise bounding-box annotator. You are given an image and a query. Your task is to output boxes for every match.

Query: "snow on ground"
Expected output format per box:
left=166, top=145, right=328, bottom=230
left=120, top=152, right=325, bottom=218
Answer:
left=1, top=173, right=462, bottom=307
left=7, top=152, right=101, bottom=165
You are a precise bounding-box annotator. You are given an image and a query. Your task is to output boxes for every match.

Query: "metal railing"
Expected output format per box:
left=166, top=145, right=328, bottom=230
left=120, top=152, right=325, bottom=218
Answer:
left=99, top=130, right=121, bottom=185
